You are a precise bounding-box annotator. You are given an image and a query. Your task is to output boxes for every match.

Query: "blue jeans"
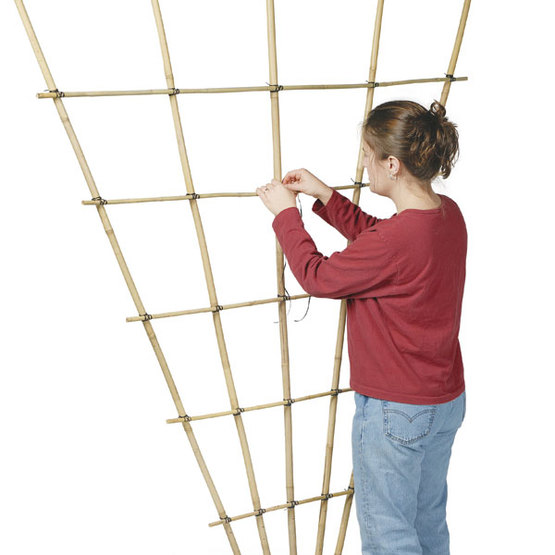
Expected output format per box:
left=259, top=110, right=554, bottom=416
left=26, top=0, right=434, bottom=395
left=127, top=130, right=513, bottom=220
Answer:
left=352, top=390, right=466, bottom=554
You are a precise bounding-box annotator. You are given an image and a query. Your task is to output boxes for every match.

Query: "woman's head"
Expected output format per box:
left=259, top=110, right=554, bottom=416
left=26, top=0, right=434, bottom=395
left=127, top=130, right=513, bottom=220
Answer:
left=360, top=99, right=459, bottom=194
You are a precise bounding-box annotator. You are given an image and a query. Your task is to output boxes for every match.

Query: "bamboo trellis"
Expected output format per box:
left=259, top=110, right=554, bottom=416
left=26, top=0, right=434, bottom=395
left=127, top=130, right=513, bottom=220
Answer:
left=14, top=0, right=472, bottom=552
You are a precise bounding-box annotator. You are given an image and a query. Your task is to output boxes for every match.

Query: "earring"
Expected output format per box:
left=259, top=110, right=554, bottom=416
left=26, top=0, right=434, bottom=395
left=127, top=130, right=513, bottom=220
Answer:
left=389, top=173, right=397, bottom=180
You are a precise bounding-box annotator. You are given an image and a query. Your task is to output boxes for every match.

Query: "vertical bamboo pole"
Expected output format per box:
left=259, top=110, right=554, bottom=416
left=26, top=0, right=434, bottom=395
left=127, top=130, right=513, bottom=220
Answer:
left=440, top=0, right=472, bottom=106
left=317, top=1, right=386, bottom=553
left=264, top=1, right=297, bottom=553
left=12, top=1, right=241, bottom=552
left=334, top=472, right=355, bottom=555
left=149, top=1, right=271, bottom=553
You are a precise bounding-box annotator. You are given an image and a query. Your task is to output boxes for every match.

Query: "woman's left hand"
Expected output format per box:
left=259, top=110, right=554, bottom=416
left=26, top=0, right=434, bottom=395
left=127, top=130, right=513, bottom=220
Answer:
left=256, top=178, right=298, bottom=216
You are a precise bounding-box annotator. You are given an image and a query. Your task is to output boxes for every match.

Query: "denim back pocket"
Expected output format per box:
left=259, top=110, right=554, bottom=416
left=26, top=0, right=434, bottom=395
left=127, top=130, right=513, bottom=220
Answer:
left=382, top=400, right=437, bottom=445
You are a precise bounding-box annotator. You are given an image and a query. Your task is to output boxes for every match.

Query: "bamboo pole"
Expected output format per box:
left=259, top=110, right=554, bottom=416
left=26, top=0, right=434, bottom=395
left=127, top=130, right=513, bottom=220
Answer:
left=80, top=182, right=371, bottom=206
left=166, top=388, right=353, bottom=424
left=265, top=0, right=297, bottom=552
left=125, top=293, right=310, bottom=323
left=36, top=75, right=467, bottom=99
left=440, top=0, right=472, bottom=106
left=12, top=1, right=241, bottom=553
left=149, top=0, right=271, bottom=552
left=334, top=472, right=355, bottom=554
left=330, top=1, right=473, bottom=550
left=208, top=484, right=353, bottom=528
left=318, top=1, right=386, bottom=553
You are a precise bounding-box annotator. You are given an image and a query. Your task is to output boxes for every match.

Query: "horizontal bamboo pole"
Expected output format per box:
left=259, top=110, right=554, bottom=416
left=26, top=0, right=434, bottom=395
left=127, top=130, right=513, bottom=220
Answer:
left=37, top=75, right=467, bottom=99
left=126, top=293, right=311, bottom=323
left=167, top=388, right=353, bottom=424
left=82, top=182, right=370, bottom=206
left=209, top=485, right=354, bottom=528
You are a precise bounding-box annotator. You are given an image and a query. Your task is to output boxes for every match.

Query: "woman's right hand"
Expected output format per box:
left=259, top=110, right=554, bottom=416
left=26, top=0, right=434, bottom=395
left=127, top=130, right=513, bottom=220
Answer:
left=281, top=168, right=331, bottom=199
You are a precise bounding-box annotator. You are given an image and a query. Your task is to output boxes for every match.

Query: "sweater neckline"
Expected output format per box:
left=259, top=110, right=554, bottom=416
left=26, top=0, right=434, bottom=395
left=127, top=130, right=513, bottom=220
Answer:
left=393, top=194, right=444, bottom=217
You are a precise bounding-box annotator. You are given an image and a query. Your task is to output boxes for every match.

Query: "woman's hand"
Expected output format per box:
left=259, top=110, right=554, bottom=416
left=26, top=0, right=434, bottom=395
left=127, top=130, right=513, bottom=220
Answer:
left=282, top=168, right=331, bottom=199
left=256, top=178, right=297, bottom=216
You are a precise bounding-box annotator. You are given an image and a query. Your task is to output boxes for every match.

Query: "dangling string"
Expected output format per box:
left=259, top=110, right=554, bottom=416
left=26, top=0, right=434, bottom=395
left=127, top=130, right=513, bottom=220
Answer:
left=272, top=192, right=312, bottom=323
left=294, top=291, right=311, bottom=322
left=272, top=260, right=312, bottom=323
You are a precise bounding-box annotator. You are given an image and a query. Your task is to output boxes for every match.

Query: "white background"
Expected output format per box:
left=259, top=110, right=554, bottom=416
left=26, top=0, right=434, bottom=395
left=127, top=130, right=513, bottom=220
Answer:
left=1, top=1, right=554, bottom=553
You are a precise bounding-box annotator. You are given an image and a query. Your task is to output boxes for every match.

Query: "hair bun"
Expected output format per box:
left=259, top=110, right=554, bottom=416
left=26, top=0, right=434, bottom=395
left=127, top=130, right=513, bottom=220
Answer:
left=429, top=100, right=447, bottom=123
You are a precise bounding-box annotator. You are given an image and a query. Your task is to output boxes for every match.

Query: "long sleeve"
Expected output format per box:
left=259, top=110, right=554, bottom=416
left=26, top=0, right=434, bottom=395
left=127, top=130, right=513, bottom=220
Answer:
left=272, top=206, right=399, bottom=300
left=312, top=188, right=384, bottom=241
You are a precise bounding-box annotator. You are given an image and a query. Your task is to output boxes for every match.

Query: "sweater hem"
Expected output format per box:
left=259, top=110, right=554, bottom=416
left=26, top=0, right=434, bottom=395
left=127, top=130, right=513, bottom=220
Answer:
left=349, top=379, right=465, bottom=405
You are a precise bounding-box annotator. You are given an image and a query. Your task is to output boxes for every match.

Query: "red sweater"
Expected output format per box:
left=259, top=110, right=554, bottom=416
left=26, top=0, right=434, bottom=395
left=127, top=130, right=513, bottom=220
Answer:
left=271, top=188, right=467, bottom=404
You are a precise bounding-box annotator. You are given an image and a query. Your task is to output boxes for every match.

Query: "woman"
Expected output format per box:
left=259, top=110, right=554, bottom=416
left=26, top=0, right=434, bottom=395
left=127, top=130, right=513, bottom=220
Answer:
left=256, top=99, right=466, bottom=554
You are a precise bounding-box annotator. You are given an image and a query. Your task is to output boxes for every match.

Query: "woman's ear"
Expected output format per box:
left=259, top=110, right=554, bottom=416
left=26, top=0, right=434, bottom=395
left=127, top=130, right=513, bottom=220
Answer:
left=388, top=156, right=400, bottom=174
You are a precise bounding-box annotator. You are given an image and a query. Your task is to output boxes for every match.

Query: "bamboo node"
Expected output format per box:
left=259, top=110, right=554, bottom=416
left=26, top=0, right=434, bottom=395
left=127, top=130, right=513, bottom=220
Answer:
left=140, top=312, right=153, bottom=321
left=255, top=508, right=266, bottom=516
left=287, top=500, right=299, bottom=509
left=178, top=414, right=192, bottom=422
left=91, top=196, right=108, bottom=205
left=445, top=73, right=456, bottom=82
left=188, top=192, right=200, bottom=200
left=283, top=398, right=295, bottom=406
left=169, top=88, right=180, bottom=95
left=233, top=407, right=245, bottom=416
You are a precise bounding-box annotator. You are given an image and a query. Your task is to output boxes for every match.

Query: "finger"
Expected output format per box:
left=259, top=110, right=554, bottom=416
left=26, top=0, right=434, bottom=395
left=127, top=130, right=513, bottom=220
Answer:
left=284, top=170, right=301, bottom=185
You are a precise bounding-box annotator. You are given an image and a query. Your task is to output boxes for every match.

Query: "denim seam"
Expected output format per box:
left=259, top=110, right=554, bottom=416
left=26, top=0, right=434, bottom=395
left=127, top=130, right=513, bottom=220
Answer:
left=359, top=399, right=378, bottom=551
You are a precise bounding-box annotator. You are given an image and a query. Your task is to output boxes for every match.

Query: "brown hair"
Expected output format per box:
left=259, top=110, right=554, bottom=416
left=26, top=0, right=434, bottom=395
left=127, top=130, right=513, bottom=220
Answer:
left=361, top=99, right=460, bottom=181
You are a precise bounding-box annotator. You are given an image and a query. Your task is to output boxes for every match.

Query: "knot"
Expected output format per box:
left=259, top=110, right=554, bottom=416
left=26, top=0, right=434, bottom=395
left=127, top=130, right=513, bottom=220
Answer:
left=350, top=178, right=365, bottom=188
left=188, top=192, right=200, bottom=200
left=48, top=88, right=65, bottom=97
left=91, top=196, right=108, bottom=205
left=266, top=82, right=284, bottom=93
left=178, top=414, right=192, bottom=422
left=278, top=294, right=291, bottom=302
left=330, top=388, right=340, bottom=396
left=283, top=398, right=295, bottom=407
left=233, top=407, right=245, bottom=416
left=140, top=313, right=153, bottom=321
left=287, top=500, right=299, bottom=509
left=221, top=515, right=232, bottom=524
left=255, top=508, right=266, bottom=516
left=366, top=80, right=380, bottom=88
left=322, top=493, right=334, bottom=500
left=213, top=305, right=224, bottom=312
left=169, top=87, right=180, bottom=95
left=445, top=73, right=456, bottom=82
